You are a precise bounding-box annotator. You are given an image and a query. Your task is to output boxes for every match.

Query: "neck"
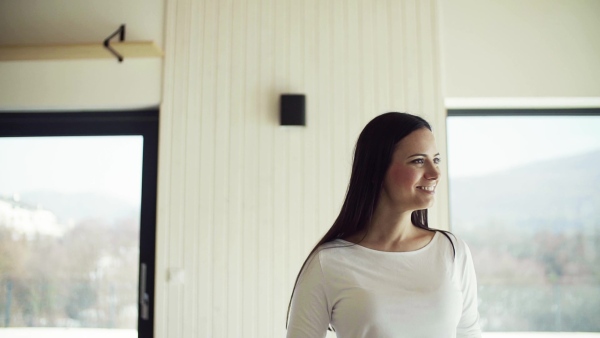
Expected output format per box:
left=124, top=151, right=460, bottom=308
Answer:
left=342, top=200, right=434, bottom=252
left=352, top=202, right=434, bottom=252
left=365, top=202, right=417, bottom=243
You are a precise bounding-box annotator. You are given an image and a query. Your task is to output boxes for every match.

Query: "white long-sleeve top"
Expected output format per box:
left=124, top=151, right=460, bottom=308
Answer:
left=287, top=231, right=481, bottom=338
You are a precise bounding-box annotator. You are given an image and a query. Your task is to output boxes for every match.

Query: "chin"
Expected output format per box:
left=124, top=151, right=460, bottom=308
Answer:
left=419, top=199, right=435, bottom=209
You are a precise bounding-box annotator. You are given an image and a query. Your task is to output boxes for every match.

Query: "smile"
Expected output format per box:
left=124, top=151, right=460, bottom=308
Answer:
left=417, top=186, right=436, bottom=192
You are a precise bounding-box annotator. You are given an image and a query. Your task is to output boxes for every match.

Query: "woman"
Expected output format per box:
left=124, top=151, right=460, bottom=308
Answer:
left=286, top=112, right=481, bottom=337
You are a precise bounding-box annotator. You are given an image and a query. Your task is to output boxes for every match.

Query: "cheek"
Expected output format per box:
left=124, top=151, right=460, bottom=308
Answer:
left=387, top=165, right=419, bottom=189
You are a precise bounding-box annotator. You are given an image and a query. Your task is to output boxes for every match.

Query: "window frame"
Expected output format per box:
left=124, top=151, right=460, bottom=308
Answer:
left=446, top=107, right=600, bottom=333
left=0, top=109, right=158, bottom=338
left=447, top=107, right=600, bottom=117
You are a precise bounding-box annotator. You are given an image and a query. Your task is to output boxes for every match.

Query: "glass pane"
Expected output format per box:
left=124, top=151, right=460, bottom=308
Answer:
left=0, top=136, right=142, bottom=337
left=447, top=116, right=600, bottom=335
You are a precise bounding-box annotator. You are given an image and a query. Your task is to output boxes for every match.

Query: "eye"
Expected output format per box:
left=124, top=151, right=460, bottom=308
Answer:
left=433, top=157, right=441, bottom=164
left=411, top=158, right=425, bottom=164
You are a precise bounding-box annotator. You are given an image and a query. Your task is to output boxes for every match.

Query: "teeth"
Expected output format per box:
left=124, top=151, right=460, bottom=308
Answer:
left=418, top=186, right=435, bottom=191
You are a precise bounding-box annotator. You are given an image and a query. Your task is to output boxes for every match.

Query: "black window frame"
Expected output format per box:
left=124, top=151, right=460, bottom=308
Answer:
left=0, top=108, right=158, bottom=338
left=447, top=107, right=600, bottom=117
left=446, top=106, right=600, bottom=333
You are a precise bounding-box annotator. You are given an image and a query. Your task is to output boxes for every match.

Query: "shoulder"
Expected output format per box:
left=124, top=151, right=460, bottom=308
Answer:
left=302, top=240, right=350, bottom=269
left=296, top=240, right=353, bottom=287
left=431, top=230, right=473, bottom=260
left=313, top=239, right=354, bottom=261
left=308, top=239, right=367, bottom=273
left=448, top=232, right=473, bottom=257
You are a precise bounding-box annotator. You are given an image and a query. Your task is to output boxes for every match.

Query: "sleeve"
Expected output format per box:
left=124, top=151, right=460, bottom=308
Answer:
left=456, top=239, right=483, bottom=338
left=286, top=252, right=331, bottom=338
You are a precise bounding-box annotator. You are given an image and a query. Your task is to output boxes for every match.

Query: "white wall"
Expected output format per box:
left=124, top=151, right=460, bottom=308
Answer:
left=157, top=0, right=447, bottom=337
left=0, top=59, right=162, bottom=111
left=440, top=0, right=600, bottom=107
left=0, top=0, right=164, bottom=111
left=0, top=0, right=164, bottom=48
left=3, top=0, right=599, bottom=336
left=0, top=0, right=449, bottom=337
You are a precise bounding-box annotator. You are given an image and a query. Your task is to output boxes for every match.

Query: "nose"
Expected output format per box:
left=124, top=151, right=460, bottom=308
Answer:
left=425, top=160, right=440, bottom=180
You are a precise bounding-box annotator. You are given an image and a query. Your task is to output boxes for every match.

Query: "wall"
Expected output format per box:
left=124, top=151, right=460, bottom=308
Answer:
left=2, top=0, right=599, bottom=336
left=0, top=0, right=164, bottom=111
left=440, top=0, right=600, bottom=108
left=0, top=0, right=449, bottom=336
left=157, top=0, right=447, bottom=337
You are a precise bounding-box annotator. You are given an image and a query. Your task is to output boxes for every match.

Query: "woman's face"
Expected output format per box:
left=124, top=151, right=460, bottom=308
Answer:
left=380, top=128, right=441, bottom=212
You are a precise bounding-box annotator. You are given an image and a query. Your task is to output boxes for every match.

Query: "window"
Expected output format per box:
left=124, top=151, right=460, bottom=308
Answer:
left=447, top=110, right=600, bottom=335
left=0, top=110, right=157, bottom=338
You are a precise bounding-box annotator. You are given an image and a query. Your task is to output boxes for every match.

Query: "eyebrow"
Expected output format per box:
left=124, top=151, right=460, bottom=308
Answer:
left=407, top=153, right=440, bottom=159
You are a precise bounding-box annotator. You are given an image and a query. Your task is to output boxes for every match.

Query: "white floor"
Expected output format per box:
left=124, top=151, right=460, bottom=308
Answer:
left=483, top=334, right=600, bottom=338
left=1, top=328, right=599, bottom=337
left=0, top=328, right=137, bottom=338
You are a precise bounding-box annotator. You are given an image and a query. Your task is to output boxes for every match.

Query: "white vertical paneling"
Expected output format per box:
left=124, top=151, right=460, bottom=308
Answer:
left=330, top=0, right=348, bottom=221
left=345, top=0, right=362, bottom=141
left=418, top=0, right=435, bottom=119
left=270, top=0, right=287, bottom=333
left=213, top=0, right=233, bottom=335
left=315, top=0, right=333, bottom=243
left=431, top=0, right=451, bottom=231
left=358, top=0, right=372, bottom=124
left=272, top=0, right=290, bottom=334
left=184, top=0, right=202, bottom=336
left=154, top=0, right=176, bottom=336
left=242, top=0, right=259, bottom=336
left=167, top=0, right=192, bottom=337
left=158, top=0, right=448, bottom=337
left=300, top=8, right=320, bottom=333
left=403, top=0, right=420, bottom=113
left=258, top=0, right=275, bottom=336
left=384, top=0, right=408, bottom=111
left=301, top=0, right=318, bottom=260
left=374, top=0, right=391, bottom=111
left=198, top=0, right=217, bottom=335
left=287, top=0, right=303, bottom=308
left=273, top=0, right=289, bottom=336
left=227, top=0, right=246, bottom=335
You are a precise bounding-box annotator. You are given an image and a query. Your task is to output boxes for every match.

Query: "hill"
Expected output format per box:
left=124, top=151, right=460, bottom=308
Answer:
left=16, top=190, right=139, bottom=225
left=450, top=149, right=600, bottom=232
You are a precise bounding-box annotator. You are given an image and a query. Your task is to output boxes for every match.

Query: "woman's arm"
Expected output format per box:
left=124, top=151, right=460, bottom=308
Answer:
left=456, top=240, right=482, bottom=337
left=287, top=253, right=331, bottom=338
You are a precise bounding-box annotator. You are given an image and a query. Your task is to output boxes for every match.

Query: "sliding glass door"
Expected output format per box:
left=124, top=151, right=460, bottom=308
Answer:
left=0, top=110, right=157, bottom=338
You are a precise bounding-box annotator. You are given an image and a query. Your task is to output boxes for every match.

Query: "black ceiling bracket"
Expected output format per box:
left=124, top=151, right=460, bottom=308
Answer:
left=103, top=24, right=126, bottom=62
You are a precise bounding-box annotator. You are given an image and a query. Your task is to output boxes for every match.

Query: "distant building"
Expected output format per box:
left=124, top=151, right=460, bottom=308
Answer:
left=0, top=194, right=67, bottom=239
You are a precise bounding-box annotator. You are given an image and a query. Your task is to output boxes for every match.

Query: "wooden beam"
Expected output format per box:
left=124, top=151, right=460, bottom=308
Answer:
left=0, top=41, right=163, bottom=61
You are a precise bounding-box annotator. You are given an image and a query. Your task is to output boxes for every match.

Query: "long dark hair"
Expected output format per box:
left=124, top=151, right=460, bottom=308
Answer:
left=286, top=112, right=454, bottom=329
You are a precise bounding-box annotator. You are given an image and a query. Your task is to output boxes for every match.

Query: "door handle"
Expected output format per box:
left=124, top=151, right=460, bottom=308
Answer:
left=140, top=263, right=150, bottom=320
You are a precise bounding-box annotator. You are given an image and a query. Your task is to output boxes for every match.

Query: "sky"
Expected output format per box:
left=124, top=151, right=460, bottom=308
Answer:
left=0, top=136, right=143, bottom=206
left=446, top=116, right=600, bottom=178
